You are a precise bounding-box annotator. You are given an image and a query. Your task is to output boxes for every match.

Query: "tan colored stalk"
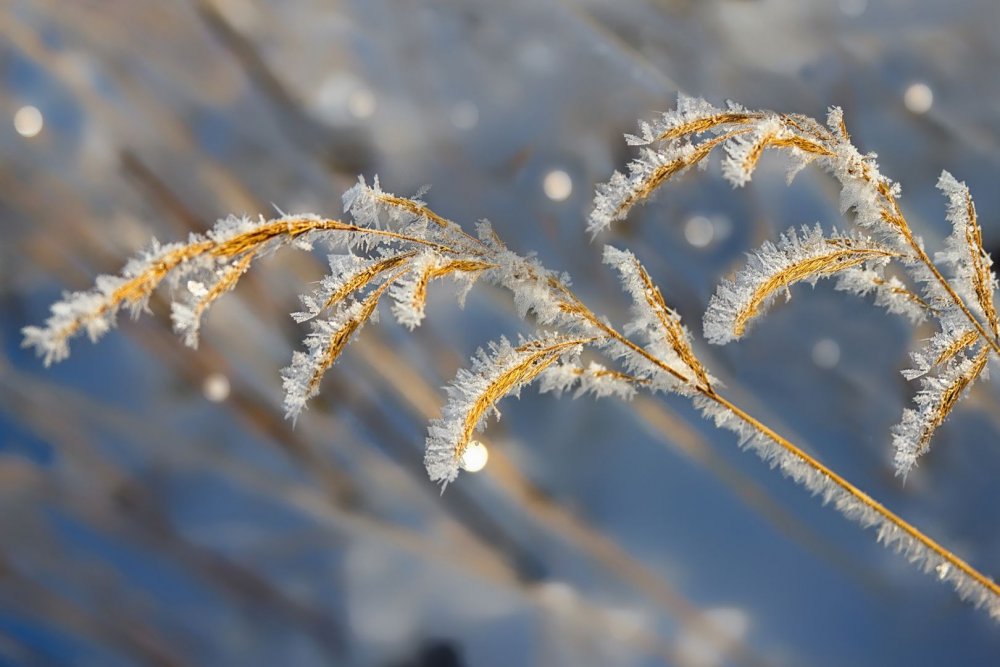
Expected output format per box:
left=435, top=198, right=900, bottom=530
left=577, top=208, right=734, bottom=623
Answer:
left=305, top=268, right=411, bottom=397
left=634, top=260, right=711, bottom=389
left=733, top=246, right=899, bottom=337
left=705, top=389, right=1000, bottom=602
left=322, top=251, right=418, bottom=310
left=406, top=258, right=496, bottom=315
left=916, top=347, right=991, bottom=454
left=874, top=178, right=1000, bottom=358
left=612, top=130, right=752, bottom=222
left=545, top=271, right=999, bottom=607
left=453, top=337, right=597, bottom=461
left=933, top=330, right=980, bottom=368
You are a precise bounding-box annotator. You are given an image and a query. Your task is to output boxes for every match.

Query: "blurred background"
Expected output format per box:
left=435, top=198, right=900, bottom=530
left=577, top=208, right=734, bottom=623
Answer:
left=2, top=1, right=1000, bottom=665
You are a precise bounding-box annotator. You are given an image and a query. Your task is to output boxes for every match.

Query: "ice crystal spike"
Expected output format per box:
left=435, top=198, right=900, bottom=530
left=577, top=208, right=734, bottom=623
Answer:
left=703, top=225, right=899, bottom=344
left=425, top=334, right=589, bottom=485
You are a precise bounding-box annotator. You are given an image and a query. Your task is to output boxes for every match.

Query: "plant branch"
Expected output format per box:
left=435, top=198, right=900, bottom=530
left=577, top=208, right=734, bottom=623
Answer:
left=704, top=390, right=1000, bottom=602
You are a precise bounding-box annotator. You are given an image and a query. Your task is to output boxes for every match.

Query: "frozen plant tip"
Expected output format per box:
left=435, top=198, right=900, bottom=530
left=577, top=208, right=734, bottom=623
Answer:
left=24, top=99, right=1000, bottom=621
left=702, top=224, right=902, bottom=344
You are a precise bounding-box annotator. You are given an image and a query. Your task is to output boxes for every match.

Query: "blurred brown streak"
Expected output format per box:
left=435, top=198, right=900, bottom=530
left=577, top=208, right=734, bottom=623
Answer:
left=120, top=150, right=205, bottom=232
left=0, top=568, right=191, bottom=667
left=0, top=554, right=186, bottom=667
left=0, top=364, right=685, bottom=663
left=194, top=0, right=373, bottom=174
left=0, top=372, right=348, bottom=659
left=0, top=6, right=265, bottom=217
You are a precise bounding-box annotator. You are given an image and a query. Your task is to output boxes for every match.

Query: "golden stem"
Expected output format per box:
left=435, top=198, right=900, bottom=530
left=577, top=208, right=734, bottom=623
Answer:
left=906, top=229, right=1000, bottom=357
left=874, top=183, right=1000, bottom=357
left=549, top=280, right=693, bottom=387
left=373, top=193, right=490, bottom=253
left=705, top=390, right=1000, bottom=600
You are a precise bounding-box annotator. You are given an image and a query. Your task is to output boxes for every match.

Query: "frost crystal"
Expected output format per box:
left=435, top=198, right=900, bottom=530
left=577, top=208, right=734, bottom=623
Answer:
left=704, top=225, right=896, bottom=344
left=893, top=347, right=989, bottom=477
left=833, top=267, right=928, bottom=324
left=539, top=361, right=638, bottom=401
left=935, top=171, right=999, bottom=334
left=425, top=335, right=586, bottom=486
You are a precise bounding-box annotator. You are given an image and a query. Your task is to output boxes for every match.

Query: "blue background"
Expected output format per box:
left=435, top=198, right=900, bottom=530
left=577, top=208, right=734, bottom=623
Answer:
left=1, top=1, right=999, bottom=665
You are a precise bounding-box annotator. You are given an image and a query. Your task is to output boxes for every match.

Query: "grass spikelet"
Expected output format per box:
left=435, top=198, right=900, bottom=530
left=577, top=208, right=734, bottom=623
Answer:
left=868, top=274, right=935, bottom=317
left=735, top=249, right=886, bottom=334
left=633, top=260, right=711, bottom=390
left=425, top=335, right=596, bottom=485
left=931, top=347, right=989, bottom=429
left=894, top=346, right=990, bottom=476
left=539, top=360, right=648, bottom=400
left=375, top=192, right=452, bottom=229
left=964, top=198, right=1000, bottom=338
left=391, top=256, right=494, bottom=329
left=704, top=226, right=899, bottom=344
left=933, top=329, right=979, bottom=369
left=307, top=276, right=402, bottom=397
left=655, top=112, right=757, bottom=141
left=324, top=251, right=418, bottom=312
left=833, top=268, right=934, bottom=324
left=283, top=269, right=407, bottom=419
left=938, top=172, right=1000, bottom=338
left=172, top=250, right=258, bottom=347
left=457, top=338, right=588, bottom=453
left=632, top=132, right=741, bottom=213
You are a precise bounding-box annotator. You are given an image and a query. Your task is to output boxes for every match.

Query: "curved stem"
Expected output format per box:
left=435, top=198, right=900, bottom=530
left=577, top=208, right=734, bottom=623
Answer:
left=910, top=239, right=1000, bottom=356
left=878, top=185, right=1000, bottom=356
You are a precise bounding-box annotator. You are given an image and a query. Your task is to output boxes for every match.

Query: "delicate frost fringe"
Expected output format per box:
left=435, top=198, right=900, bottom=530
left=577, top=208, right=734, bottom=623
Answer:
left=624, top=94, right=728, bottom=147
left=694, top=394, right=1000, bottom=620
left=539, top=360, right=638, bottom=401
left=22, top=213, right=342, bottom=364
left=588, top=143, right=700, bottom=236
left=389, top=251, right=438, bottom=330
left=293, top=254, right=373, bottom=324
left=281, top=300, right=376, bottom=420
left=22, top=273, right=130, bottom=366
left=892, top=351, right=989, bottom=477
left=720, top=116, right=783, bottom=187
left=588, top=95, right=740, bottom=237
left=902, top=321, right=979, bottom=381
left=703, top=224, right=895, bottom=344
left=833, top=267, right=928, bottom=325
left=602, top=245, right=703, bottom=387
left=425, top=334, right=584, bottom=486
left=935, top=170, right=998, bottom=324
